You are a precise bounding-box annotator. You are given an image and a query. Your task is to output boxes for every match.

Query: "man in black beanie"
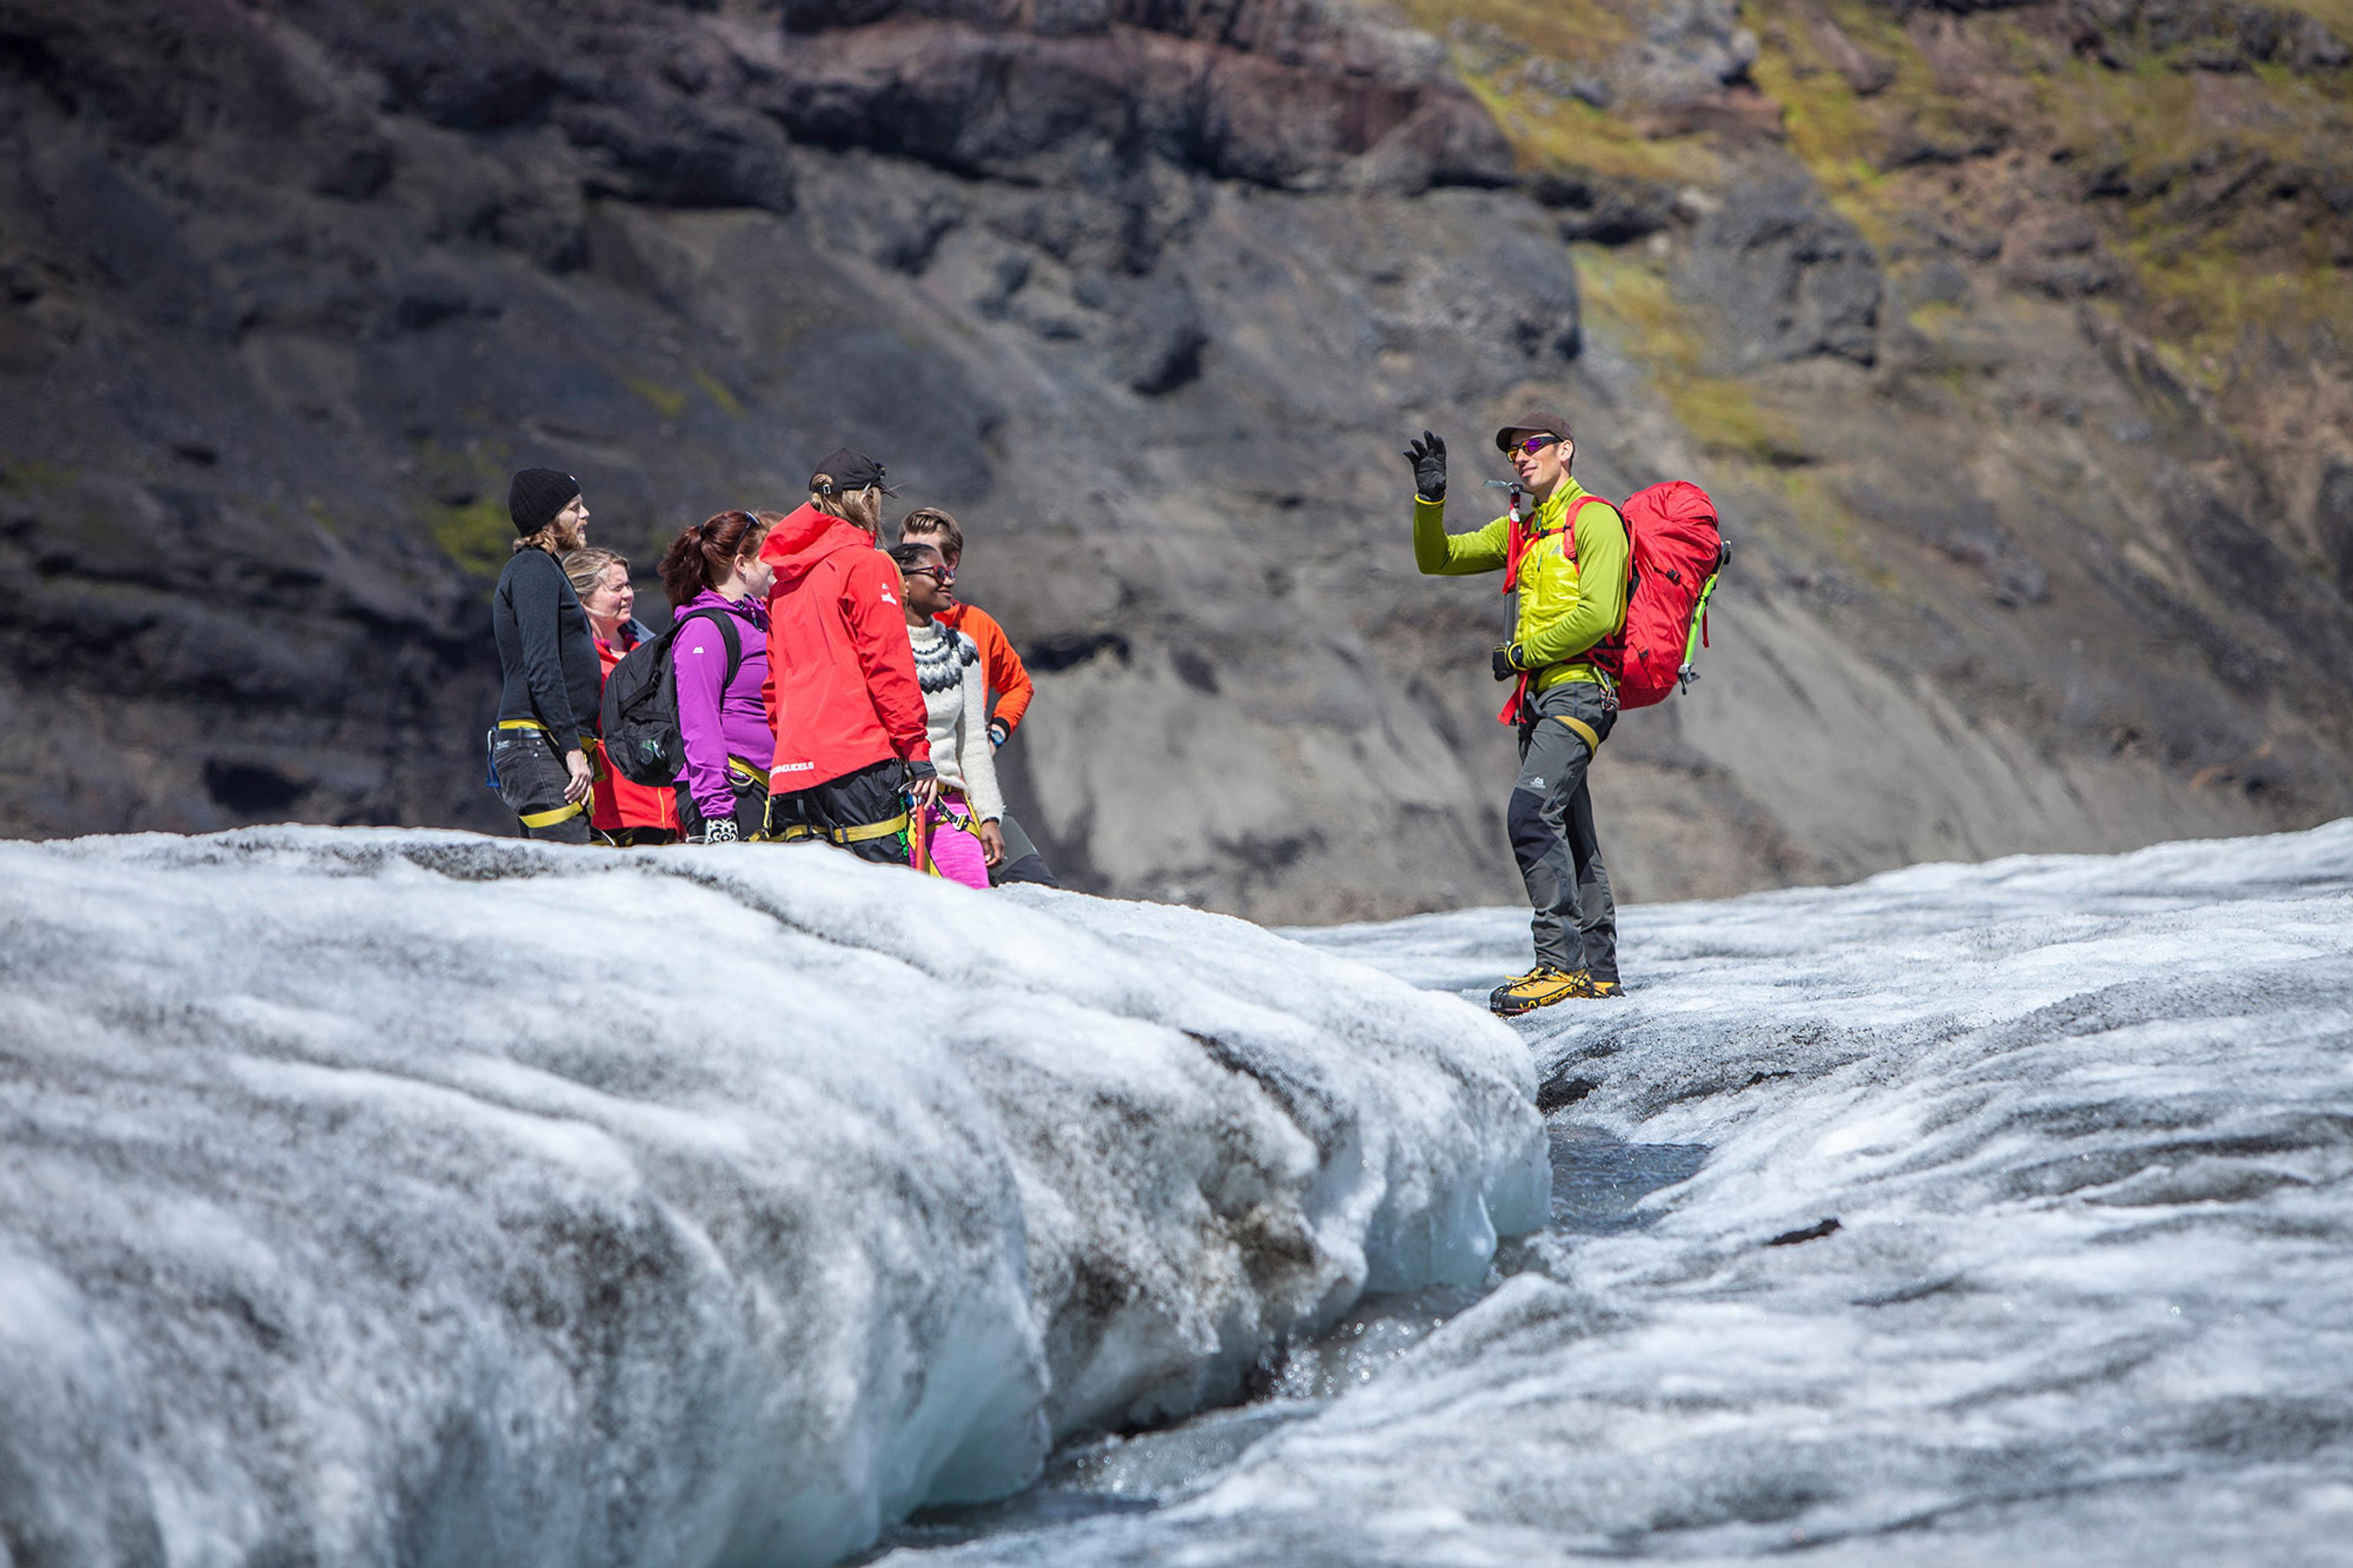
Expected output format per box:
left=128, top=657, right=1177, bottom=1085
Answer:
left=488, top=468, right=602, bottom=841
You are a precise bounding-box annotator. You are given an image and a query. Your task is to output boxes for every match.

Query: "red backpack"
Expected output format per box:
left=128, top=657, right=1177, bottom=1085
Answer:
left=1537, top=482, right=1725, bottom=711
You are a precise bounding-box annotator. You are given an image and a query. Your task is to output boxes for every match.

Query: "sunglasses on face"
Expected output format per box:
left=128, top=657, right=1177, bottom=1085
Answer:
left=906, top=564, right=955, bottom=584
left=1514, top=435, right=1561, bottom=456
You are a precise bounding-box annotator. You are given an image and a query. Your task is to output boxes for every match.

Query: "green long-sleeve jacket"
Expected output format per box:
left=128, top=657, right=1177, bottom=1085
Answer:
left=1412, top=479, right=1630, bottom=692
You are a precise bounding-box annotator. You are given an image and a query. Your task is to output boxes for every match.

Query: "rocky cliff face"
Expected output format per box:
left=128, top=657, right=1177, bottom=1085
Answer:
left=2, top=0, right=2348, bottom=919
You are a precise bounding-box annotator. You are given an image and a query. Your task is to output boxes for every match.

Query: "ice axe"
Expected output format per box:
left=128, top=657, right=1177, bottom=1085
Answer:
left=908, top=800, right=934, bottom=876
left=1487, top=477, right=1534, bottom=725
left=1487, top=477, right=1530, bottom=594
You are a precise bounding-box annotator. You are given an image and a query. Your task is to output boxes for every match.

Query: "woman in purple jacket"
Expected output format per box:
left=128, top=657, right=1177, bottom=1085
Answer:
left=656, top=510, right=775, bottom=844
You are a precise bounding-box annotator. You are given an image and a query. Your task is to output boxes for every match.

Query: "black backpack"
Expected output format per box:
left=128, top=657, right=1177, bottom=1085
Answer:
left=599, top=607, right=744, bottom=787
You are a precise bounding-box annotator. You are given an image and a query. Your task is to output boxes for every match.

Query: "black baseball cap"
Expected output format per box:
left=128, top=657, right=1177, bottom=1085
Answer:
left=809, top=448, right=897, bottom=498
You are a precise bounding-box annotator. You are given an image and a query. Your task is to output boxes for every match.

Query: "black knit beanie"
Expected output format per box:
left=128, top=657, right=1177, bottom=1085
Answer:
left=508, top=468, right=582, bottom=536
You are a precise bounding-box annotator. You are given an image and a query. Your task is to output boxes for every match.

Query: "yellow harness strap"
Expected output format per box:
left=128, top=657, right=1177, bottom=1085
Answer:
left=835, top=812, right=911, bottom=844
left=726, top=756, right=770, bottom=787
left=768, top=812, right=909, bottom=847
left=500, top=722, right=596, bottom=823
left=501, top=718, right=596, bottom=756
left=1553, top=712, right=1602, bottom=757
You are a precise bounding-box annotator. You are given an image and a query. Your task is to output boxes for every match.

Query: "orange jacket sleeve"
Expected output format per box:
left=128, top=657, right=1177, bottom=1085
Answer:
left=963, top=607, right=1033, bottom=735
left=841, top=550, right=931, bottom=763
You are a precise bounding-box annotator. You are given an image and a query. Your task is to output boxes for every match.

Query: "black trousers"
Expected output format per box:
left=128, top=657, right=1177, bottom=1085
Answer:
left=675, top=760, right=770, bottom=842
left=489, top=727, right=593, bottom=844
left=1507, top=681, right=1617, bottom=979
left=767, top=758, right=911, bottom=866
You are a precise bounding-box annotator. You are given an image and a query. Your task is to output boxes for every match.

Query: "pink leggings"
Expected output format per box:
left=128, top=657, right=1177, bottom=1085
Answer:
left=921, top=800, right=991, bottom=890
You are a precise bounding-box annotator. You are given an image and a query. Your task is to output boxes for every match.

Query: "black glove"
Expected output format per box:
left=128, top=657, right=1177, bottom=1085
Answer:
left=906, top=758, right=938, bottom=784
left=987, top=719, right=1010, bottom=751
left=702, top=819, right=740, bottom=844
left=1403, top=430, right=1447, bottom=502
left=1491, top=643, right=1527, bottom=683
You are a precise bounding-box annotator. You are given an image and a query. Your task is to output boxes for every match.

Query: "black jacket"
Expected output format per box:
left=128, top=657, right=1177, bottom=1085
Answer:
left=492, top=547, right=602, bottom=741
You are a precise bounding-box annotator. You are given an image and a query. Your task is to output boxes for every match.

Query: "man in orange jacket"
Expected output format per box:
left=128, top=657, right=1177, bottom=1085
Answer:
left=760, top=449, right=934, bottom=863
left=897, top=506, right=1059, bottom=887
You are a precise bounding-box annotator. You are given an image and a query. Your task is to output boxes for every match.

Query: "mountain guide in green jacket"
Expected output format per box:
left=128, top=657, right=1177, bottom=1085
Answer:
left=1406, top=412, right=1631, bottom=1015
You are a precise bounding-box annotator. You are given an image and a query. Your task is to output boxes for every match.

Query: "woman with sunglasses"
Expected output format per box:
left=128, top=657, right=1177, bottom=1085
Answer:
left=888, top=540, right=1006, bottom=888
left=1403, top=412, right=1630, bottom=1017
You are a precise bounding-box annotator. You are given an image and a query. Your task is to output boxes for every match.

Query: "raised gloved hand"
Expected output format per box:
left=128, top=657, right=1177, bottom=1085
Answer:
left=1403, top=430, right=1447, bottom=502
left=702, top=819, right=740, bottom=844
left=1490, top=642, right=1528, bottom=683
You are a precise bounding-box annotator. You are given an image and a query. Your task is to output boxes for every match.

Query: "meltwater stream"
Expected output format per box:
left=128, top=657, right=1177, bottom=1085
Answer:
left=877, top=823, right=2353, bottom=1566
left=870, top=1126, right=1708, bottom=1559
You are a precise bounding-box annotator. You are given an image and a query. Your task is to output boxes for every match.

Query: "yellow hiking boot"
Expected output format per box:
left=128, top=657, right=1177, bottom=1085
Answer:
left=1489, top=966, right=1624, bottom=1016
left=1489, top=964, right=1580, bottom=1017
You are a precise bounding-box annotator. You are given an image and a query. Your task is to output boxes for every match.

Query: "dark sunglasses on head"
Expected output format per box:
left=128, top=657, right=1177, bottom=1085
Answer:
left=1514, top=434, right=1561, bottom=456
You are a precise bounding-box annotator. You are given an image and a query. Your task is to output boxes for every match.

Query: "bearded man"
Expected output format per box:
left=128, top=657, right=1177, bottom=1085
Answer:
left=488, top=467, right=602, bottom=841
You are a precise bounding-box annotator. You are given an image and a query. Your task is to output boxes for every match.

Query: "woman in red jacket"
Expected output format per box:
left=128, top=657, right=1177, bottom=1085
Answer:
left=760, top=449, right=935, bottom=864
left=564, top=548, right=681, bottom=845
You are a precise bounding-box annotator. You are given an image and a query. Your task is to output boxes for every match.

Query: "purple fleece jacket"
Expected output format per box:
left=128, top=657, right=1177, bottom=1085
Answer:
left=674, top=589, right=773, bottom=822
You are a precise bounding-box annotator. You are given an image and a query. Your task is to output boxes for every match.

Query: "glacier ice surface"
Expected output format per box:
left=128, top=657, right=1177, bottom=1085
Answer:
left=887, top=822, right=2353, bottom=1566
left=0, top=828, right=1547, bottom=1568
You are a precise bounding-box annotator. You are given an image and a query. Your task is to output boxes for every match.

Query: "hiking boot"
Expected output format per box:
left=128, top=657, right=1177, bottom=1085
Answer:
left=1572, top=973, right=1624, bottom=999
left=1489, top=964, right=1588, bottom=1017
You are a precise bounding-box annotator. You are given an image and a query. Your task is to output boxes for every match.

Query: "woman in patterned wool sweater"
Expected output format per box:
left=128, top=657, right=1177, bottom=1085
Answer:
left=889, top=540, right=1006, bottom=888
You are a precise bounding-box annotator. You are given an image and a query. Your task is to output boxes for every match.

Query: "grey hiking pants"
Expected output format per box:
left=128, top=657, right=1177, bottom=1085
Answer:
left=990, top=811, right=1060, bottom=888
left=1509, top=680, right=1617, bottom=979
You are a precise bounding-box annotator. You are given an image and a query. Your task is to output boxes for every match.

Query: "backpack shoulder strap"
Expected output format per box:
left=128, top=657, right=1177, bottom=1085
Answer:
left=689, top=606, right=744, bottom=689
left=1559, top=493, right=1610, bottom=567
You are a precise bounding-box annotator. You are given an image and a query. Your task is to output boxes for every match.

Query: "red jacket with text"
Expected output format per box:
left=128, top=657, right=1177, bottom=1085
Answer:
left=760, top=506, right=930, bottom=791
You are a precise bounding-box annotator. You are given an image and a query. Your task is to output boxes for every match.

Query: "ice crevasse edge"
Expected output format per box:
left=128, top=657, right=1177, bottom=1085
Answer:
left=0, top=828, right=1550, bottom=1568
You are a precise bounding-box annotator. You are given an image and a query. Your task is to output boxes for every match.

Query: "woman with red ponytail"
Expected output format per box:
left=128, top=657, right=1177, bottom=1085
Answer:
left=657, top=511, right=775, bottom=843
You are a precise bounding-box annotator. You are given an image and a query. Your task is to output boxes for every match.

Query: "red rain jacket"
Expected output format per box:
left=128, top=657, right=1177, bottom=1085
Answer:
left=760, top=506, right=930, bottom=791
left=589, top=629, right=681, bottom=835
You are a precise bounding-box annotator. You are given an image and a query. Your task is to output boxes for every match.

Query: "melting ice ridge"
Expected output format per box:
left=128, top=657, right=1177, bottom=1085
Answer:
left=886, top=822, right=2353, bottom=1566
left=0, top=828, right=1547, bottom=1568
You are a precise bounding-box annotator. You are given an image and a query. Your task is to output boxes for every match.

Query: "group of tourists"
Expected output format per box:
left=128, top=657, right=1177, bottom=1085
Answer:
left=487, top=450, right=1055, bottom=891
left=485, top=409, right=1722, bottom=1016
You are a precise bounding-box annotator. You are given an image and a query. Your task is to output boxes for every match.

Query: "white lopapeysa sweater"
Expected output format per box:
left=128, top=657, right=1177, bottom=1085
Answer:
left=907, top=618, right=1004, bottom=822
